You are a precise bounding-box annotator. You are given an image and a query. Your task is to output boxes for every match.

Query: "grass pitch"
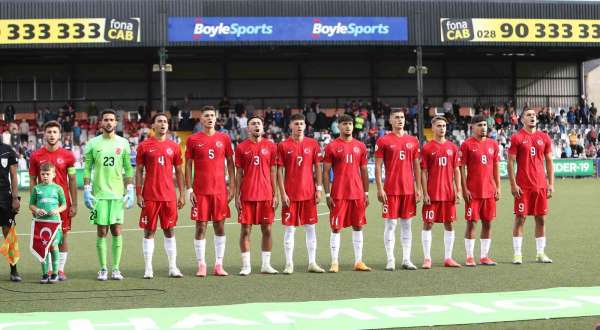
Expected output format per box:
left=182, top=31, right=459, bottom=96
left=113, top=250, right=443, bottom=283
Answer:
left=1, top=178, right=599, bottom=329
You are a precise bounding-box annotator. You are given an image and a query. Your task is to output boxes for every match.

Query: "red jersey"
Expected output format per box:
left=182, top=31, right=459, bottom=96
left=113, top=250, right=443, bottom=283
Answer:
left=459, top=137, right=499, bottom=199
left=137, top=138, right=183, bottom=201
left=323, top=138, right=367, bottom=200
left=185, top=132, right=233, bottom=195
left=421, top=140, right=459, bottom=202
left=276, top=137, right=321, bottom=201
left=374, top=133, right=420, bottom=195
left=235, top=138, right=277, bottom=201
left=29, top=147, right=76, bottom=204
left=508, top=129, right=552, bottom=190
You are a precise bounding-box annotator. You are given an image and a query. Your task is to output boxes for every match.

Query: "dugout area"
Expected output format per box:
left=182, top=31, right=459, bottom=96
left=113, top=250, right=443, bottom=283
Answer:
left=1, top=0, right=600, bottom=329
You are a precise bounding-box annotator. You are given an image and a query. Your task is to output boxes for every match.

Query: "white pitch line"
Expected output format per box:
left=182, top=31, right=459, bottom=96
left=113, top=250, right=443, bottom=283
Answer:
left=15, top=211, right=331, bottom=237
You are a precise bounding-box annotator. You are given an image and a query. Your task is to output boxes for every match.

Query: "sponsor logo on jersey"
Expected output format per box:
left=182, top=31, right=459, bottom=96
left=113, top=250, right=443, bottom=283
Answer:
left=337, top=148, right=344, bottom=153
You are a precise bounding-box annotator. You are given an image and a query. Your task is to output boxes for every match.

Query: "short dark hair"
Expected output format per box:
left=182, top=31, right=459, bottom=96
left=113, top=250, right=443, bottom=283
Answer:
left=100, top=109, right=117, bottom=120
left=431, top=116, right=447, bottom=124
left=471, top=115, right=486, bottom=124
left=40, top=162, right=55, bottom=172
left=151, top=112, right=168, bottom=123
left=290, top=113, right=305, bottom=122
left=201, top=106, right=217, bottom=113
left=42, top=120, right=62, bottom=132
left=390, top=108, right=405, bottom=116
left=338, top=114, right=354, bottom=124
left=248, top=115, right=264, bottom=124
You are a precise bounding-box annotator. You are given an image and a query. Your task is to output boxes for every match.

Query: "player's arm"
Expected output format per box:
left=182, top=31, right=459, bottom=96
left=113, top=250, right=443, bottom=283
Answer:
left=453, top=165, right=462, bottom=204
left=374, top=157, right=386, bottom=204
left=270, top=164, right=279, bottom=209
left=322, top=162, right=334, bottom=209
left=9, top=163, right=19, bottom=213
left=83, top=142, right=93, bottom=186
left=493, top=159, right=501, bottom=201
left=459, top=165, right=470, bottom=203
left=29, top=175, right=37, bottom=194
left=225, top=154, right=236, bottom=202
left=135, top=163, right=145, bottom=208
left=184, top=156, right=196, bottom=206
left=544, top=152, right=555, bottom=198
left=421, top=168, right=430, bottom=205
left=360, top=164, right=369, bottom=207
left=67, top=167, right=77, bottom=216
left=234, top=166, right=243, bottom=211
left=507, top=153, right=521, bottom=198
left=175, top=163, right=185, bottom=208
left=413, top=156, right=423, bottom=203
left=276, top=166, right=288, bottom=207
left=52, top=188, right=67, bottom=215
left=122, top=144, right=135, bottom=208
left=314, top=158, right=323, bottom=204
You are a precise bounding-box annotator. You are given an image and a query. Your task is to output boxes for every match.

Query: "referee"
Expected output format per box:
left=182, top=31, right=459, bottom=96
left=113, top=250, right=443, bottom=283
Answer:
left=0, top=142, right=21, bottom=282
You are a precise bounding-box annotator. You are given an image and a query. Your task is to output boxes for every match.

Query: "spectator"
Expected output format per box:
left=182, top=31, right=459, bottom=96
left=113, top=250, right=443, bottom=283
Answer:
left=137, top=103, right=147, bottom=123
left=567, top=107, right=576, bottom=125
left=18, top=119, right=29, bottom=144
left=63, top=135, right=73, bottom=151
left=169, top=101, right=180, bottom=130
left=88, top=102, right=99, bottom=124
left=4, top=105, right=15, bottom=122
left=17, top=153, right=27, bottom=171
left=237, top=112, right=248, bottom=140
left=589, top=102, right=597, bottom=125
left=218, top=97, right=230, bottom=117
left=73, top=121, right=81, bottom=145
left=305, top=109, right=317, bottom=129
left=62, top=116, right=73, bottom=141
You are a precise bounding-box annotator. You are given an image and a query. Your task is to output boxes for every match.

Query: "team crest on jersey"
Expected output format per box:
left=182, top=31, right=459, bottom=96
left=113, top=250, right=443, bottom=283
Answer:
left=353, top=147, right=360, bottom=154
left=261, top=148, right=269, bottom=155
left=166, top=148, right=174, bottom=156
left=115, top=148, right=122, bottom=155
left=304, top=148, right=311, bottom=154
left=0, top=158, right=6, bottom=168
left=446, top=149, right=453, bottom=156
left=537, top=139, right=543, bottom=146
left=406, top=143, right=413, bottom=149
left=374, top=144, right=379, bottom=151
left=56, top=158, right=64, bottom=164
left=216, top=141, right=223, bottom=148
left=488, top=148, right=494, bottom=155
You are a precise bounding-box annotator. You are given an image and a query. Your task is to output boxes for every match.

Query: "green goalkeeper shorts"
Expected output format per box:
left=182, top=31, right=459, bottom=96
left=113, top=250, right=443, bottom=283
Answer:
left=89, top=199, right=124, bottom=226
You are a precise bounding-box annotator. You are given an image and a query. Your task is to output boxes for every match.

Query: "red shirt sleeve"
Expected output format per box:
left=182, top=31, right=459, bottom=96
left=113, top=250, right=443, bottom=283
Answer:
left=374, top=137, right=384, bottom=159
left=184, top=136, right=194, bottom=159
left=459, top=142, right=468, bottom=167
left=29, top=152, right=39, bottom=176
left=360, top=144, right=368, bottom=166
left=452, top=145, right=459, bottom=168
left=413, top=138, right=420, bottom=161
left=67, top=151, right=76, bottom=168
left=276, top=143, right=284, bottom=166
left=234, top=144, right=243, bottom=168
left=270, top=143, right=277, bottom=166
left=173, top=143, right=183, bottom=166
left=508, top=134, right=519, bottom=156
left=136, top=143, right=145, bottom=166
left=543, top=133, right=552, bottom=155
left=313, top=140, right=321, bottom=165
left=420, top=144, right=429, bottom=169
left=224, top=135, right=233, bottom=158
left=323, top=144, right=333, bottom=164
left=494, top=142, right=500, bottom=162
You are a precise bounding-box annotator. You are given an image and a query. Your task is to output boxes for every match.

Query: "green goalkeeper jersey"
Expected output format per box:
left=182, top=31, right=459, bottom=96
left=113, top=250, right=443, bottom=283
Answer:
left=30, top=183, right=65, bottom=221
left=84, top=134, right=134, bottom=200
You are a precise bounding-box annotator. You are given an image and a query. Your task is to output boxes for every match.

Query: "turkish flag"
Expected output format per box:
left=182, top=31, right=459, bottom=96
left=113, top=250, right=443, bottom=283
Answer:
left=30, top=219, right=61, bottom=263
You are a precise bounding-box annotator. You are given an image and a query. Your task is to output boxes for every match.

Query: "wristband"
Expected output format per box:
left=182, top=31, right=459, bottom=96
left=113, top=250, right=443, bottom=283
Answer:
left=364, top=192, right=369, bottom=196
left=136, top=186, right=142, bottom=195
left=126, top=184, right=134, bottom=191
left=187, top=188, right=194, bottom=194
left=325, top=193, right=331, bottom=198
left=316, top=185, right=323, bottom=192
left=84, top=184, right=92, bottom=192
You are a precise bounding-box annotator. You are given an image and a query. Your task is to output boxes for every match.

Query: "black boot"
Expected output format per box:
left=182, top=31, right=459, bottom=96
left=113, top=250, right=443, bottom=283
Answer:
left=9, top=264, right=21, bottom=282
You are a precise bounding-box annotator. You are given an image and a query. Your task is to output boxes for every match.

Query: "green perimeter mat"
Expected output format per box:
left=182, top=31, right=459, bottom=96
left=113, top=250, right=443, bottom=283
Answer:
left=2, top=286, right=600, bottom=329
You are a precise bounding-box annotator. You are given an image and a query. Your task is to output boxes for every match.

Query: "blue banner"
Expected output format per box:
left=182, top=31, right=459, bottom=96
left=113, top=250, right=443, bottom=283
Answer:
left=168, top=17, right=408, bottom=42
